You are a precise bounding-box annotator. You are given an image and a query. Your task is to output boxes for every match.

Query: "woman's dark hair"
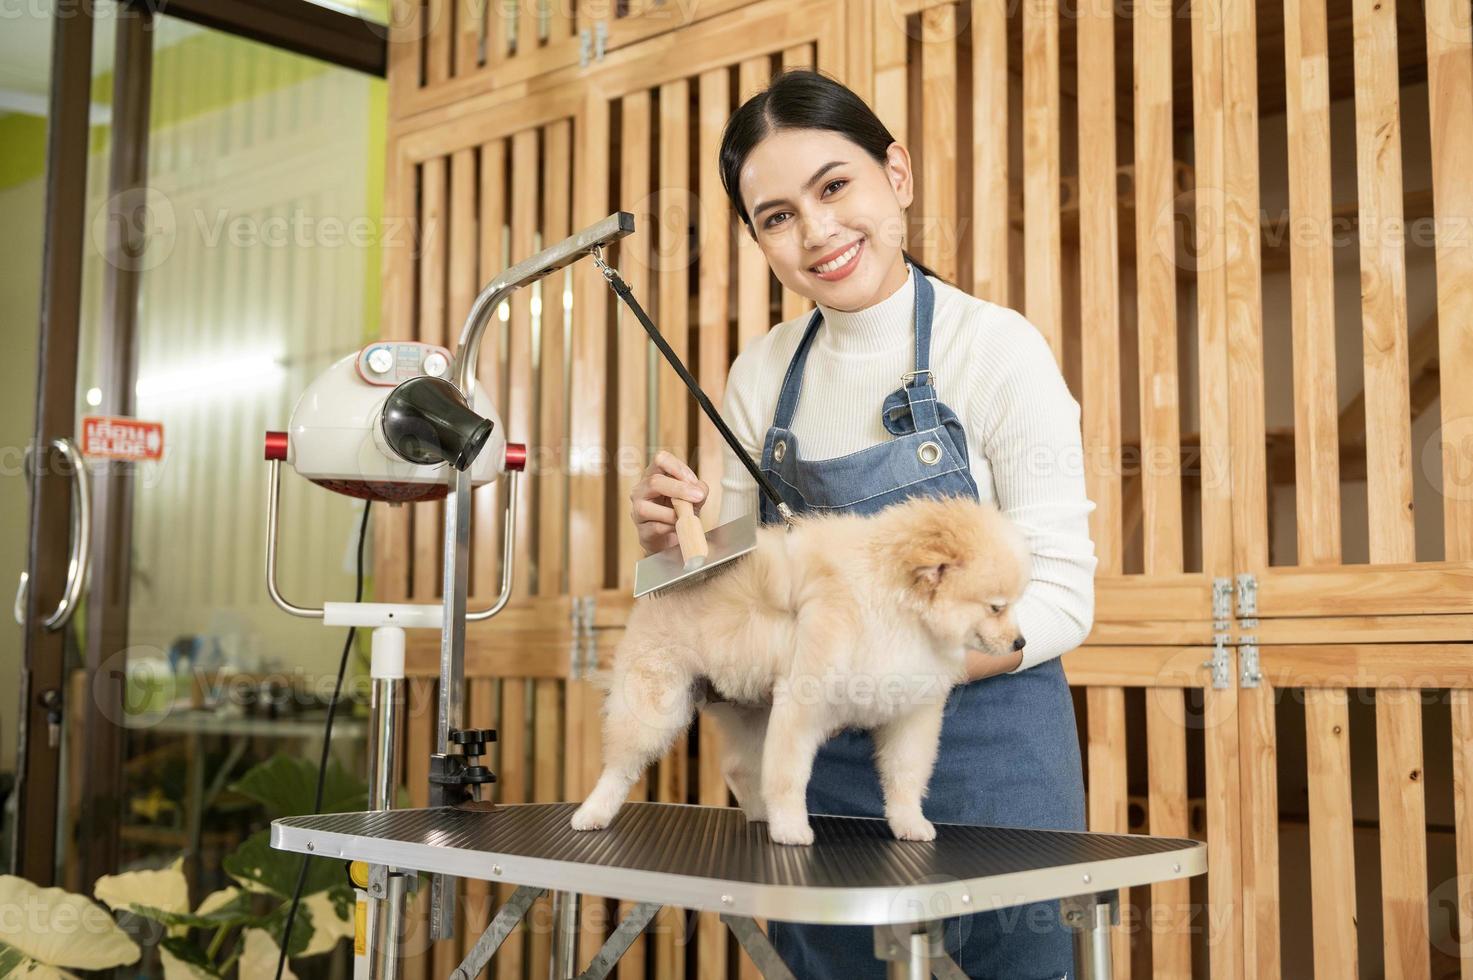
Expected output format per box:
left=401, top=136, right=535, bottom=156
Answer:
left=718, top=67, right=944, bottom=284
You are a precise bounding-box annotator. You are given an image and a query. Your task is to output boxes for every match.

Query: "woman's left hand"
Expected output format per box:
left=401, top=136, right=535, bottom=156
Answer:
left=964, top=647, right=1023, bottom=681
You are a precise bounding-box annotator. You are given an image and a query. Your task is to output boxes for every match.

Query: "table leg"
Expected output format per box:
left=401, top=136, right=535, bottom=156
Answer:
left=721, top=915, right=797, bottom=980
left=1061, top=890, right=1120, bottom=980
left=549, top=891, right=579, bottom=978
left=889, top=930, right=928, bottom=980
left=872, top=922, right=967, bottom=980
left=449, top=884, right=545, bottom=980
left=368, top=868, right=408, bottom=980
left=575, top=901, right=661, bottom=980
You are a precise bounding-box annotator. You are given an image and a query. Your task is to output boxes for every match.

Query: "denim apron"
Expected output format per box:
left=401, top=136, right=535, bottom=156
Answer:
left=758, top=265, right=1086, bottom=980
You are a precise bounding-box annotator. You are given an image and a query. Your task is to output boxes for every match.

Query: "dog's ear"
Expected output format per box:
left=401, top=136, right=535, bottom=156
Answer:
left=913, top=562, right=949, bottom=592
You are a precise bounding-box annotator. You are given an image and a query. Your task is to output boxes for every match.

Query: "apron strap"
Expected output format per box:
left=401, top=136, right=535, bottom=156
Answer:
left=901, top=269, right=940, bottom=430
left=770, top=308, right=825, bottom=431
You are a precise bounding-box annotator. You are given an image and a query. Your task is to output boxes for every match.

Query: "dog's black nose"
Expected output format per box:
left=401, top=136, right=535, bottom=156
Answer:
left=1012, top=636, right=1026, bottom=651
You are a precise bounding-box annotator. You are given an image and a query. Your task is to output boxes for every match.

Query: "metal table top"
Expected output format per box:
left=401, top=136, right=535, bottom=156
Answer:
left=272, top=802, right=1205, bottom=926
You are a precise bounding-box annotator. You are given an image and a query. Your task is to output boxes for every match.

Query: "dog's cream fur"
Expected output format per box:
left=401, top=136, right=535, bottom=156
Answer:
left=570, top=494, right=1032, bottom=845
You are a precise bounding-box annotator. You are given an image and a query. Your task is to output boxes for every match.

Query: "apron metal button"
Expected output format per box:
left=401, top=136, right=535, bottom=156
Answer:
left=774, top=440, right=787, bottom=462
left=918, top=440, right=942, bottom=465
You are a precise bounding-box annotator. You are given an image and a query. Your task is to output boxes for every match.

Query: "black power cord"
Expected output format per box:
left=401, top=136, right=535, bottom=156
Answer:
left=275, top=499, right=372, bottom=978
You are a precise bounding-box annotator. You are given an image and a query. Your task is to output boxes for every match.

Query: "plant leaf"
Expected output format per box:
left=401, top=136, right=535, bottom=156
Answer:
left=238, top=929, right=297, bottom=980
left=193, top=887, right=242, bottom=918
left=327, top=884, right=353, bottom=922
left=222, top=832, right=342, bottom=900
left=0, top=942, right=29, bottom=978
left=92, top=856, right=189, bottom=919
left=0, top=877, right=140, bottom=971
left=228, top=757, right=367, bottom=818
left=298, top=892, right=352, bottom=957
left=124, top=895, right=269, bottom=931
left=159, top=938, right=221, bottom=979
left=273, top=898, right=314, bottom=959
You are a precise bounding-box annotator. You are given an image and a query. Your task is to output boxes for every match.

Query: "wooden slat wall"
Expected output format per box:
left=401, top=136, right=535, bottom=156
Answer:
left=1189, top=0, right=1244, bottom=972
left=653, top=74, right=690, bottom=980
left=473, top=138, right=508, bottom=603
left=568, top=80, right=613, bottom=971
left=1021, top=0, right=1062, bottom=359
left=1133, top=5, right=1187, bottom=974
left=1283, top=0, right=1342, bottom=568
left=1350, top=0, right=1429, bottom=973
left=373, top=0, right=1473, bottom=977
left=613, top=88, right=655, bottom=979
left=1430, top=0, right=1473, bottom=966
left=917, top=4, right=958, bottom=285
left=1425, top=0, right=1473, bottom=563
left=971, top=0, right=1009, bottom=304
left=1221, top=0, right=1473, bottom=970
left=383, top=0, right=1236, bottom=975
left=694, top=62, right=735, bottom=980
left=385, top=0, right=763, bottom=121
left=780, top=44, right=817, bottom=322
left=1073, top=2, right=1136, bottom=967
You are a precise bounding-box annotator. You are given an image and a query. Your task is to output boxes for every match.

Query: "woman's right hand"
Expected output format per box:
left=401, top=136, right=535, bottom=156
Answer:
left=631, top=450, right=709, bottom=556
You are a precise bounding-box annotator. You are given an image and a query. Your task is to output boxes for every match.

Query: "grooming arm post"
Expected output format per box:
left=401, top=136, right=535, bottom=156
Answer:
left=431, top=213, right=635, bottom=940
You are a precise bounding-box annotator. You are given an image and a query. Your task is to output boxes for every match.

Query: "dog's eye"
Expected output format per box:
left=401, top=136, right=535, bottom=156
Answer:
left=989, top=603, right=1007, bottom=614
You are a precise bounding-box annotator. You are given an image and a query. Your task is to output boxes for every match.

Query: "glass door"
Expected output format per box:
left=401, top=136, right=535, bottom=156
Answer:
left=6, top=1, right=387, bottom=972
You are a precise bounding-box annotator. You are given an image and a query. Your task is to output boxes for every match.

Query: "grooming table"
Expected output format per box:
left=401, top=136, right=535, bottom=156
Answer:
left=272, top=801, right=1205, bottom=979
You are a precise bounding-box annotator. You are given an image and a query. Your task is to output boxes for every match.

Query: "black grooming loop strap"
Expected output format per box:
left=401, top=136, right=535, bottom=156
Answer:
left=590, top=245, right=795, bottom=526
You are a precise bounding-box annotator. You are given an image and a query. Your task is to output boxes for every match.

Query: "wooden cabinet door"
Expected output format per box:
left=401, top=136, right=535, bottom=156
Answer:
left=386, top=0, right=768, bottom=119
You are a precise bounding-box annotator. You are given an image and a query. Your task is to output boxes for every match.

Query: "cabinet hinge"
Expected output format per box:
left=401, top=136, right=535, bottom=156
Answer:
left=1239, top=638, right=1261, bottom=689
left=1204, top=633, right=1232, bottom=690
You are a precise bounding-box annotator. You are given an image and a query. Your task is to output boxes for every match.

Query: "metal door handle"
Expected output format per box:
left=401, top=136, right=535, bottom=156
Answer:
left=14, top=437, right=90, bottom=630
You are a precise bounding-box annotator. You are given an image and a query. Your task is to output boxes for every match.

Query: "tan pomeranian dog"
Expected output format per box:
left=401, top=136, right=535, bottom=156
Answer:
left=570, top=494, right=1032, bottom=846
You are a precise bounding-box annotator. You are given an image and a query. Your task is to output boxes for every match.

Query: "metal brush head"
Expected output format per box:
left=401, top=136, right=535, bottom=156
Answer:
left=633, top=513, right=758, bottom=598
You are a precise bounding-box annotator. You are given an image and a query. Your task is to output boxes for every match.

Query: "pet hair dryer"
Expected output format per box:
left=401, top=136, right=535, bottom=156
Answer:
left=262, top=340, right=525, bottom=980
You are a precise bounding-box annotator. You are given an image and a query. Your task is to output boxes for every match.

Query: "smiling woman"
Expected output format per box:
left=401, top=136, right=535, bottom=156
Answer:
left=688, top=67, right=1098, bottom=980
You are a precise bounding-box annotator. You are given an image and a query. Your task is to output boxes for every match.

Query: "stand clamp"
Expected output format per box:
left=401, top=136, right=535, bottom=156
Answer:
left=429, top=728, right=497, bottom=807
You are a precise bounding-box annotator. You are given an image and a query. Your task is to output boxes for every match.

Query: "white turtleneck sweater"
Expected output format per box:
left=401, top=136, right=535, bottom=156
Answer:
left=715, top=264, right=1098, bottom=673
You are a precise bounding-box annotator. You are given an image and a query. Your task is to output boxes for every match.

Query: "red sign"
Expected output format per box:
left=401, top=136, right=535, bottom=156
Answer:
left=82, top=416, right=165, bottom=461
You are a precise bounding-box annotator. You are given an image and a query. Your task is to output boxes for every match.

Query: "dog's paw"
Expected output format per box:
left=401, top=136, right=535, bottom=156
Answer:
left=888, top=812, right=936, bottom=842
left=570, top=803, right=613, bottom=831
left=732, top=793, right=767, bottom=823
left=766, top=812, right=815, bottom=846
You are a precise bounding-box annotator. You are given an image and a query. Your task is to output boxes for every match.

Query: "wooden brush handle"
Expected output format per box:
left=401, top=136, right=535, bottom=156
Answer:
left=672, top=497, right=709, bottom=561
